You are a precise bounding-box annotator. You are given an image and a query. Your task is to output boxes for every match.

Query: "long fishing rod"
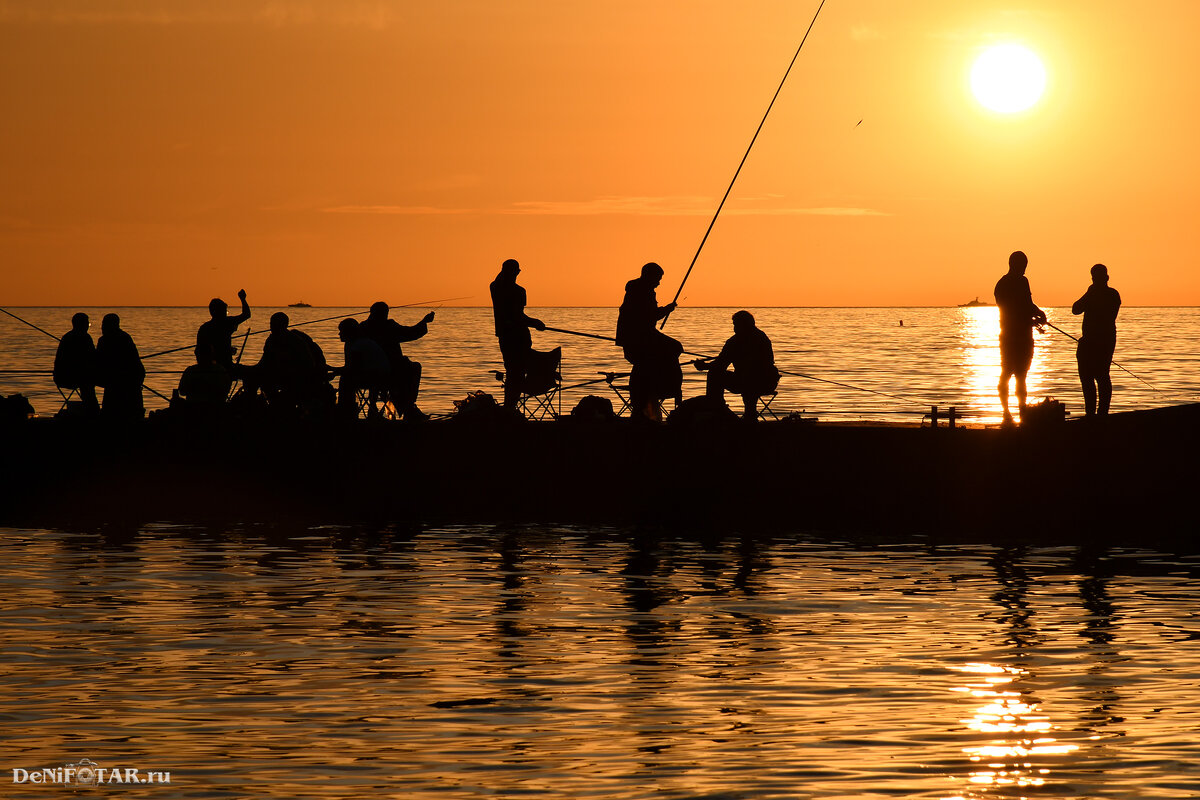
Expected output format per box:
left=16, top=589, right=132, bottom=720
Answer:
left=545, top=324, right=930, bottom=405
left=660, top=0, right=828, bottom=329
left=140, top=295, right=472, bottom=361
left=1043, top=321, right=1160, bottom=392
left=0, top=306, right=62, bottom=341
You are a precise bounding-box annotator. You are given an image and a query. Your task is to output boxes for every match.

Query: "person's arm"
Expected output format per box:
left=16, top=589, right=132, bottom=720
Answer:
left=654, top=302, right=677, bottom=322
left=395, top=312, right=434, bottom=343
left=1071, top=288, right=1090, bottom=316
left=524, top=312, right=545, bottom=331
left=230, top=289, right=251, bottom=326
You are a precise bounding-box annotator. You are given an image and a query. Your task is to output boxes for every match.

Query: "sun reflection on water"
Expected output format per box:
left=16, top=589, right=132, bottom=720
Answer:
left=956, top=307, right=1052, bottom=425
left=947, top=662, right=1079, bottom=797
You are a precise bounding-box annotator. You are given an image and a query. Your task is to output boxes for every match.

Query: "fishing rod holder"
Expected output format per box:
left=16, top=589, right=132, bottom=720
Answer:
left=925, top=405, right=958, bottom=429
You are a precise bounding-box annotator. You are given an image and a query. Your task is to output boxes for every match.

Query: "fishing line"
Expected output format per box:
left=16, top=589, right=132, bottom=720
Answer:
left=661, top=0, right=828, bottom=329
left=1044, top=321, right=1161, bottom=393
left=545, top=324, right=932, bottom=405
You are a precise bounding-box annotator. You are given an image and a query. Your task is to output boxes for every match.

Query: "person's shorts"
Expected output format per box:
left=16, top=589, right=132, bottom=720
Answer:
left=999, top=334, right=1034, bottom=374
left=1077, top=339, right=1115, bottom=378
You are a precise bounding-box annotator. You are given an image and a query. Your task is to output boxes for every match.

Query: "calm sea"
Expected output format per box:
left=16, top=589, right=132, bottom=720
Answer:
left=4, top=306, right=1200, bottom=423
left=1, top=524, right=1199, bottom=799
left=5, top=307, right=1200, bottom=797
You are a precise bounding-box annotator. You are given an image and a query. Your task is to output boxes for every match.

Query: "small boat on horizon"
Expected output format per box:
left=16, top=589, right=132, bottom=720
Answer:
left=288, top=301, right=313, bottom=308
left=958, top=297, right=989, bottom=307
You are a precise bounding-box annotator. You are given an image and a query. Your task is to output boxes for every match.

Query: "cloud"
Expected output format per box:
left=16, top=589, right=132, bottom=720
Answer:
left=850, top=25, right=884, bottom=42
left=324, top=196, right=887, bottom=218
left=0, top=1, right=398, bottom=28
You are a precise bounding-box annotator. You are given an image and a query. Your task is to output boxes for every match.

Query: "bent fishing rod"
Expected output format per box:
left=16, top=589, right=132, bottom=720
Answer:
left=1043, top=321, right=1160, bottom=392
left=544, top=324, right=932, bottom=406
left=140, top=295, right=472, bottom=361
left=0, top=306, right=170, bottom=402
left=661, top=0, right=827, bottom=330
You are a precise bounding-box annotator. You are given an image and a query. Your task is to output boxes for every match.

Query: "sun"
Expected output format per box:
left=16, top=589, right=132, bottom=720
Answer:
left=970, top=44, right=1046, bottom=113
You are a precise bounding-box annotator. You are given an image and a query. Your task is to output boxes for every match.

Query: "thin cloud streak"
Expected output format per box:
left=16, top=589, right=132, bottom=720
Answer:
left=325, top=197, right=888, bottom=218
left=0, top=1, right=398, bottom=28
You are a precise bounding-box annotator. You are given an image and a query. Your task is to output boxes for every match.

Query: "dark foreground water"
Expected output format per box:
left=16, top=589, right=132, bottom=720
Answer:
left=2, top=524, right=1199, bottom=799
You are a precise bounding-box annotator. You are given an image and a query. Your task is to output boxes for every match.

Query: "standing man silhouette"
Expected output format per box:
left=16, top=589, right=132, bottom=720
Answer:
left=994, top=251, right=1047, bottom=425
left=1072, top=264, right=1121, bottom=416
left=616, top=262, right=683, bottom=422
left=490, top=259, right=545, bottom=411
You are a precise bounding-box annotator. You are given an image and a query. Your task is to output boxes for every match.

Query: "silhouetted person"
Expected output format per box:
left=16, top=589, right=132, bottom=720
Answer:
left=332, top=318, right=390, bottom=420
left=95, top=313, right=145, bottom=420
left=1072, top=264, right=1121, bottom=416
left=616, top=262, right=683, bottom=421
left=994, top=251, right=1047, bottom=424
left=694, top=310, right=780, bottom=421
left=490, top=258, right=546, bottom=410
left=254, top=312, right=328, bottom=411
left=197, top=289, right=251, bottom=370
left=176, top=343, right=232, bottom=407
left=361, top=301, right=434, bottom=421
left=53, top=312, right=99, bottom=415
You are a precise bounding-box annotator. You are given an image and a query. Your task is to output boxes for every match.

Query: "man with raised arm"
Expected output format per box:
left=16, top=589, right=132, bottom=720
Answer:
left=1072, top=263, right=1121, bottom=417
left=490, top=258, right=546, bottom=411
left=197, top=289, right=251, bottom=370
left=360, top=301, right=435, bottom=421
left=994, top=251, right=1047, bottom=425
left=616, top=262, right=683, bottom=422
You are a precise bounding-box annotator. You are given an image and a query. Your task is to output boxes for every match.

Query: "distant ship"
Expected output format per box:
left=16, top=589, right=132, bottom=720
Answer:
left=288, top=302, right=312, bottom=308
left=958, top=297, right=989, bottom=307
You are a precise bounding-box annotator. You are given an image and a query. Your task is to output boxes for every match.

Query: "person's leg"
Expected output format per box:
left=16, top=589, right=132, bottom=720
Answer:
left=1097, top=370, right=1113, bottom=415
left=1078, top=354, right=1097, bottom=416
left=998, top=368, right=1013, bottom=420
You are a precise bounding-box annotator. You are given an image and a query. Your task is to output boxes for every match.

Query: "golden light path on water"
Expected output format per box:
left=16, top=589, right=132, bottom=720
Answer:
left=956, top=306, right=1055, bottom=425
left=945, top=663, right=1080, bottom=798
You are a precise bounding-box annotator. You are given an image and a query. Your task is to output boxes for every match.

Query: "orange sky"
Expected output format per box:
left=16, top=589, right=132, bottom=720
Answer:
left=2, top=1, right=1198, bottom=307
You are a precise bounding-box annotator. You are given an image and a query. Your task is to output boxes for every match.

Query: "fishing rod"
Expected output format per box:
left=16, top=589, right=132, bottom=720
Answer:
left=140, top=295, right=472, bottom=361
left=661, top=0, right=828, bottom=329
left=1043, top=321, right=1160, bottom=392
left=546, top=324, right=932, bottom=405
left=0, top=306, right=62, bottom=341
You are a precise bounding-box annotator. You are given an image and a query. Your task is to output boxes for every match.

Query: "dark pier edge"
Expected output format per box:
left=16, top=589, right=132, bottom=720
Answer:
left=1, top=406, right=1197, bottom=543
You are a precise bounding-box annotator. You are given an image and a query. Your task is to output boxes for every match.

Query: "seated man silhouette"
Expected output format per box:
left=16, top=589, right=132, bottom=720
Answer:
left=331, top=318, right=391, bottom=420
left=53, top=312, right=100, bottom=416
left=361, top=302, right=434, bottom=421
left=197, top=289, right=251, bottom=371
left=616, top=262, right=683, bottom=422
left=95, top=313, right=145, bottom=421
left=254, top=312, right=328, bottom=412
left=177, top=343, right=232, bottom=407
left=694, top=310, right=780, bottom=421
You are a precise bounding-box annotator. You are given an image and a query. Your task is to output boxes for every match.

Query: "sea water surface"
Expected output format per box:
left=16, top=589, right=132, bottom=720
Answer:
left=4, top=306, right=1200, bottom=423
left=2, top=524, right=1199, bottom=799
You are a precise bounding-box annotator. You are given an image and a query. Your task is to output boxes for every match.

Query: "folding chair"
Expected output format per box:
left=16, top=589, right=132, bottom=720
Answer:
left=495, top=347, right=562, bottom=420
left=758, top=390, right=780, bottom=421
left=601, top=371, right=632, bottom=416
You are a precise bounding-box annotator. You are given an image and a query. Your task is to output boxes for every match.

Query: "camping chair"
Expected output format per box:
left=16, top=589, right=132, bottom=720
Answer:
left=758, top=390, right=780, bottom=421
left=601, top=371, right=632, bottom=416
left=494, top=347, right=562, bottom=420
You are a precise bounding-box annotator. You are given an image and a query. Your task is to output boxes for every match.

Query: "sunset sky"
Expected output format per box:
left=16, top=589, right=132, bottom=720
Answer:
left=2, top=1, right=1198, bottom=307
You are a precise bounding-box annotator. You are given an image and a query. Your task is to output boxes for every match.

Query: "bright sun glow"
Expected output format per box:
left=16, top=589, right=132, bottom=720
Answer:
left=970, top=44, right=1046, bottom=113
